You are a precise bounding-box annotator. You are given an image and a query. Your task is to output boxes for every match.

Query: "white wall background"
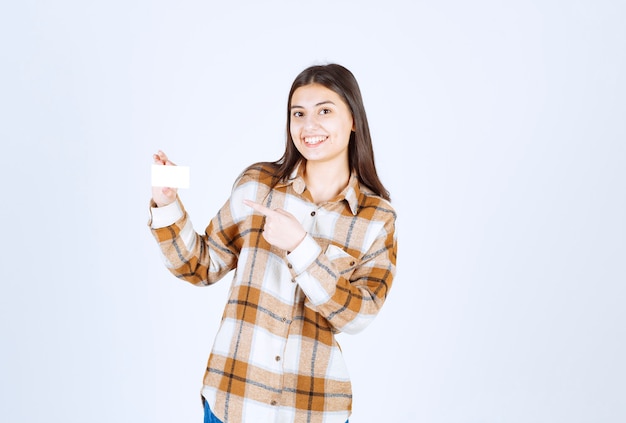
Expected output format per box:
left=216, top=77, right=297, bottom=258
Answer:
left=1, top=1, right=625, bottom=422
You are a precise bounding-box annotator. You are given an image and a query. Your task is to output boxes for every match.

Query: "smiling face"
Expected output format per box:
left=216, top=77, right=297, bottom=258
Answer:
left=289, top=83, right=354, bottom=172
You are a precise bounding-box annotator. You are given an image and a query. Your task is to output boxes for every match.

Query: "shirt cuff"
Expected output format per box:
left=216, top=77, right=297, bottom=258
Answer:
left=150, top=199, right=184, bottom=229
left=287, top=234, right=321, bottom=275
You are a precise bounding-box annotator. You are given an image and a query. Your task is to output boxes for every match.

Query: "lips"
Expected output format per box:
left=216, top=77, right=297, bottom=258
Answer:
left=303, top=136, right=327, bottom=145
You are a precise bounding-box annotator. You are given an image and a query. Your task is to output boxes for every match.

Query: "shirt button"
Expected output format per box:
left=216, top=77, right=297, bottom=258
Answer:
left=291, top=278, right=296, bottom=283
left=275, top=356, right=281, bottom=361
left=271, top=400, right=278, bottom=406
left=310, top=211, right=316, bottom=216
left=287, top=263, right=293, bottom=269
left=282, top=317, right=287, bottom=322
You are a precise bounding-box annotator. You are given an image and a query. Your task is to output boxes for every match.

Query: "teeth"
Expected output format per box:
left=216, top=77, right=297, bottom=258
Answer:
left=304, top=136, right=326, bottom=144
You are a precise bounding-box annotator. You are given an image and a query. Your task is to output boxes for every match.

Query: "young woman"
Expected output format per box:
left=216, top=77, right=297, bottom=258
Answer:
left=149, top=64, right=397, bottom=423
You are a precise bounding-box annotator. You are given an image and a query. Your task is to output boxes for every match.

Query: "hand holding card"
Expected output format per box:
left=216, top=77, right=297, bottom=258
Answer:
left=151, top=150, right=186, bottom=207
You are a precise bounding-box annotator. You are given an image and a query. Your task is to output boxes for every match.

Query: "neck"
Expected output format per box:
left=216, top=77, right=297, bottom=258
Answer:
left=303, top=160, right=350, bottom=204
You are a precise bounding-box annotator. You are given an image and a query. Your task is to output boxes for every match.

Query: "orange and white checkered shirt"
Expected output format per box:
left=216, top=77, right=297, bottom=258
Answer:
left=149, top=163, right=397, bottom=423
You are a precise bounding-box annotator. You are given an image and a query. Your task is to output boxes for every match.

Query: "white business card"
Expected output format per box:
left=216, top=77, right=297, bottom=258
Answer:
left=151, top=165, right=190, bottom=188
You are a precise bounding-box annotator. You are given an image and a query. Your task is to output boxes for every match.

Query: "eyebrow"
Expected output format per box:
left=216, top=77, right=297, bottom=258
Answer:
left=290, top=100, right=336, bottom=109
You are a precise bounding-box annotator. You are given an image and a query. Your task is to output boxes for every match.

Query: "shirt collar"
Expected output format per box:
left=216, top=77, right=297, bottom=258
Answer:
left=277, top=162, right=362, bottom=215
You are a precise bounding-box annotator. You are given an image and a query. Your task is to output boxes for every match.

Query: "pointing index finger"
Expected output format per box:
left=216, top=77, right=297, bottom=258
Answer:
left=243, top=199, right=274, bottom=216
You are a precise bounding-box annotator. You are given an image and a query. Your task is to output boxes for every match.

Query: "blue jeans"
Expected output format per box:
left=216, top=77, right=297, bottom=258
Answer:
left=204, top=400, right=222, bottom=423
left=203, top=400, right=348, bottom=422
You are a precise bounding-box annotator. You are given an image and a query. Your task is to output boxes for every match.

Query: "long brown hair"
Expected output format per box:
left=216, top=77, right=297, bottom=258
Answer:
left=266, top=63, right=390, bottom=201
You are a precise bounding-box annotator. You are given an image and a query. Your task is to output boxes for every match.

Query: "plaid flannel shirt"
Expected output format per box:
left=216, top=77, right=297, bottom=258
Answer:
left=149, top=163, right=397, bottom=423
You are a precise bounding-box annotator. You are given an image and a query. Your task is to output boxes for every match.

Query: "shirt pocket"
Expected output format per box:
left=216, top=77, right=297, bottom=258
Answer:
left=325, top=244, right=360, bottom=281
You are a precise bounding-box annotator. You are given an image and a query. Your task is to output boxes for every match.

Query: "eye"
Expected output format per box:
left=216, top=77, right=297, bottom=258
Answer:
left=292, top=111, right=304, bottom=118
left=319, top=108, right=332, bottom=115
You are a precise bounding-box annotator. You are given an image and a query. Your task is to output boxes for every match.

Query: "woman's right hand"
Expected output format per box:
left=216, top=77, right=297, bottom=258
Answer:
left=152, top=150, right=178, bottom=207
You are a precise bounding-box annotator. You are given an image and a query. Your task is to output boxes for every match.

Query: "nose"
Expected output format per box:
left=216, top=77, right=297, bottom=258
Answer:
left=303, top=113, right=319, bottom=130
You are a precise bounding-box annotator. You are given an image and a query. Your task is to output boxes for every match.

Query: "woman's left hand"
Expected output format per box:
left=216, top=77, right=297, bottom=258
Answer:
left=244, top=200, right=307, bottom=252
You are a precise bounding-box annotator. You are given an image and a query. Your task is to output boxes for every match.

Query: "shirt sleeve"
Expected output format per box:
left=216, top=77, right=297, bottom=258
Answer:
left=149, top=198, right=184, bottom=229
left=287, top=207, right=397, bottom=335
left=147, top=193, right=242, bottom=287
